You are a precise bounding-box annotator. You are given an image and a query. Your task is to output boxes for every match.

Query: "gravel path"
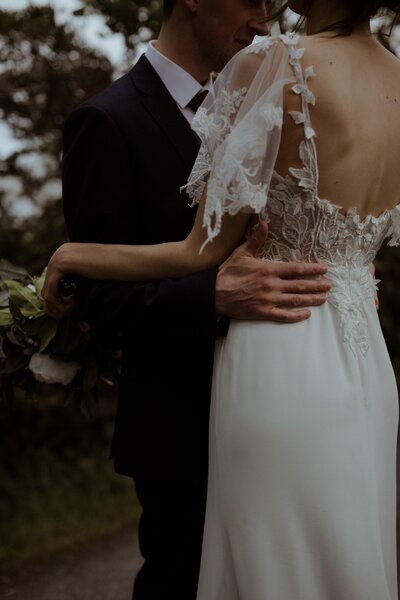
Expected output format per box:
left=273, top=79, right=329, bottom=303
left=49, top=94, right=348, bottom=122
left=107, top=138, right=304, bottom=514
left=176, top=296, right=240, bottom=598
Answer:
left=0, top=527, right=143, bottom=600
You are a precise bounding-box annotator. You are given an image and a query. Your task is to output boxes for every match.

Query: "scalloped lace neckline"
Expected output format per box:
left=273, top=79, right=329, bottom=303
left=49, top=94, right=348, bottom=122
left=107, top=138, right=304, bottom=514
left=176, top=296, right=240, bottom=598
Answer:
left=272, top=169, right=400, bottom=227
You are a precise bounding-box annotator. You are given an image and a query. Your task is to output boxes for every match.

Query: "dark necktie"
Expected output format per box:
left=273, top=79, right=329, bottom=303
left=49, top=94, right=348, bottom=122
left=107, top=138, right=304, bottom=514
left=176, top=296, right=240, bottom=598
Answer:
left=188, top=90, right=208, bottom=113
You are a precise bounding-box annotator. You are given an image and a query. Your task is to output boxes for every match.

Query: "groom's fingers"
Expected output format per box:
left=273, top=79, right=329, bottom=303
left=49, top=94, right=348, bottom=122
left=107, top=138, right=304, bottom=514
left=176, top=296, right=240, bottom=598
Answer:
left=263, top=261, right=329, bottom=279
left=44, top=297, right=74, bottom=320
left=279, top=277, right=331, bottom=294
left=42, top=262, right=75, bottom=320
left=216, top=249, right=331, bottom=321
left=258, top=307, right=312, bottom=323
left=268, top=292, right=328, bottom=309
left=43, top=279, right=74, bottom=319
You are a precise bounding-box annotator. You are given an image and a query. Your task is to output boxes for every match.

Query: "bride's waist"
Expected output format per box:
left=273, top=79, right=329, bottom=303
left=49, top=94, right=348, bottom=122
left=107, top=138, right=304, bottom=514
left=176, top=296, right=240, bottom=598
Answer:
left=323, top=264, right=375, bottom=299
left=257, top=257, right=376, bottom=312
left=258, top=255, right=374, bottom=283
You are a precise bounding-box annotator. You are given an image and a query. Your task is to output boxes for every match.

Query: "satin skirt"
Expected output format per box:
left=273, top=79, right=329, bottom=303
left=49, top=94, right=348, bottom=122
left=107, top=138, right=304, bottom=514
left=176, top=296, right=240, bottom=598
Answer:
left=197, top=299, right=398, bottom=600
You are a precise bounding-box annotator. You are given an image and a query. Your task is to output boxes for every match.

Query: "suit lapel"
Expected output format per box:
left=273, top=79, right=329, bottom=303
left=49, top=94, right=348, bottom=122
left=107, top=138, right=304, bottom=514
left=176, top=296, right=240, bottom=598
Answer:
left=130, top=56, right=200, bottom=172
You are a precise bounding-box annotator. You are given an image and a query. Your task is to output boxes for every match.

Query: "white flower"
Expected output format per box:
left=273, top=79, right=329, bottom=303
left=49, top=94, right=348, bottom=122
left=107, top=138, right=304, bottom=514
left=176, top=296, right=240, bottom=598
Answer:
left=304, top=66, right=315, bottom=81
left=246, top=38, right=274, bottom=54
left=305, top=126, right=316, bottom=140
left=281, top=32, right=301, bottom=47
left=291, top=83, right=316, bottom=105
left=288, top=45, right=305, bottom=57
left=29, top=353, right=80, bottom=386
left=289, top=110, right=305, bottom=125
left=191, top=107, right=213, bottom=139
left=260, top=104, right=283, bottom=130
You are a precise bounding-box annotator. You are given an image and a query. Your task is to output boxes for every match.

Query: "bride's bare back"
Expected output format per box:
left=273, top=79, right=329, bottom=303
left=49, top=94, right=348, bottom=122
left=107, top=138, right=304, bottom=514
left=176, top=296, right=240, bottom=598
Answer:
left=276, top=32, right=400, bottom=219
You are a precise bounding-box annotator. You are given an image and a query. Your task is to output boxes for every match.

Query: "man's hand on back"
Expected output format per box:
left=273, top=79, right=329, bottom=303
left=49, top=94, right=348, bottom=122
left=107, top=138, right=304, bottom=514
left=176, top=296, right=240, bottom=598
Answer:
left=216, top=220, right=331, bottom=324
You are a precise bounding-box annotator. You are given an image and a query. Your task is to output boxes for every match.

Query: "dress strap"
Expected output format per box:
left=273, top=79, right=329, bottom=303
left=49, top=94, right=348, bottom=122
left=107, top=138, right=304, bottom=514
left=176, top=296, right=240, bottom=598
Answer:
left=282, top=39, right=319, bottom=194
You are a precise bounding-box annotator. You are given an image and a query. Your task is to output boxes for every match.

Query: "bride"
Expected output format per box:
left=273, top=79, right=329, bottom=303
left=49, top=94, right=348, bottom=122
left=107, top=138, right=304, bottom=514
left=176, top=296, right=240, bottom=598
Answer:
left=44, top=0, right=400, bottom=598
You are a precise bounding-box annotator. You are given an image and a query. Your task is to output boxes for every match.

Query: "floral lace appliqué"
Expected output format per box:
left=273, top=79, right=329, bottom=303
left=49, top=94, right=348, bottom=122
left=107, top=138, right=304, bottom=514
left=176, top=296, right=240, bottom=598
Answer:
left=200, top=103, right=283, bottom=250
left=185, top=86, right=248, bottom=207
left=256, top=37, right=400, bottom=356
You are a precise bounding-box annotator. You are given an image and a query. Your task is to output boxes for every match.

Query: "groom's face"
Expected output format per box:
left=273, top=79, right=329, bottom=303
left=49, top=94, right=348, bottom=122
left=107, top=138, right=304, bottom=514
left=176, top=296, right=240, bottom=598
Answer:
left=193, top=0, right=269, bottom=72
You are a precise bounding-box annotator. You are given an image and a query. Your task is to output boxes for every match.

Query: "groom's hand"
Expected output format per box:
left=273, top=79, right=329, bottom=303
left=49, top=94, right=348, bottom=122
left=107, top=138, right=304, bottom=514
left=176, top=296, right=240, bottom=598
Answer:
left=216, top=221, right=331, bottom=323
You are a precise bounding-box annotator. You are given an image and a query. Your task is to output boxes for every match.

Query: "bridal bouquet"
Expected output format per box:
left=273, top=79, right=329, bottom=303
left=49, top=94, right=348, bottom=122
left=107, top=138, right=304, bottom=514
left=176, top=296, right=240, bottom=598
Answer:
left=0, top=259, right=119, bottom=404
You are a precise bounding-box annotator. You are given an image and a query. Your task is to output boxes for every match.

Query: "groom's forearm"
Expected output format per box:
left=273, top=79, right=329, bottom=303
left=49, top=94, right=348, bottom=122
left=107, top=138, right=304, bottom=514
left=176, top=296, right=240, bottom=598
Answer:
left=75, top=268, right=219, bottom=342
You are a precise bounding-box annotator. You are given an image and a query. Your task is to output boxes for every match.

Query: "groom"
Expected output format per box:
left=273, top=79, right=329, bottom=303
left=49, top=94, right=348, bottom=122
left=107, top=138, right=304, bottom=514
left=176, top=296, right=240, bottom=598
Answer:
left=61, top=0, right=330, bottom=598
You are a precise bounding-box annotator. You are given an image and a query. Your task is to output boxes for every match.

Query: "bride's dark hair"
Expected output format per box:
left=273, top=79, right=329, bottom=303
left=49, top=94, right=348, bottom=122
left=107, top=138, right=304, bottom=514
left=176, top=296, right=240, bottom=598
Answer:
left=272, top=0, right=400, bottom=35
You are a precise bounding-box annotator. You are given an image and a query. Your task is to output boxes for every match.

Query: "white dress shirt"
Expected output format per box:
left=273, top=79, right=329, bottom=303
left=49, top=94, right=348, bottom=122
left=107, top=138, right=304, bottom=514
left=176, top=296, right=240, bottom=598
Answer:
left=145, top=41, right=212, bottom=124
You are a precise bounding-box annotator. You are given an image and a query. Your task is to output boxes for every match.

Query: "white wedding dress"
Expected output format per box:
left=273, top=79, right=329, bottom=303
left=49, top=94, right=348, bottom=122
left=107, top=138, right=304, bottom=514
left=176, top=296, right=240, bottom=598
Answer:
left=187, top=28, right=400, bottom=600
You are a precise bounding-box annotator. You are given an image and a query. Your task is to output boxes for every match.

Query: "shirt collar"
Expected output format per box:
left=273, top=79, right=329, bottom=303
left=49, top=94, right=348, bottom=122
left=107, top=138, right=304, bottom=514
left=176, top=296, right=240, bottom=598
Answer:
left=145, top=41, right=212, bottom=110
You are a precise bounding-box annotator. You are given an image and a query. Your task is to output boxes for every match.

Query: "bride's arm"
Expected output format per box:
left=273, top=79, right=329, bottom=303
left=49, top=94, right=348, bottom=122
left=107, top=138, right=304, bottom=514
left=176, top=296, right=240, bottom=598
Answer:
left=43, top=190, right=251, bottom=313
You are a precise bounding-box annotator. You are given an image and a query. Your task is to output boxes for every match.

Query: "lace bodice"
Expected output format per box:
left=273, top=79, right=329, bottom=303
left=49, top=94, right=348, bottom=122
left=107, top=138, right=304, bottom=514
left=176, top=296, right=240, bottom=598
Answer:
left=261, top=172, right=400, bottom=354
left=188, top=26, right=400, bottom=354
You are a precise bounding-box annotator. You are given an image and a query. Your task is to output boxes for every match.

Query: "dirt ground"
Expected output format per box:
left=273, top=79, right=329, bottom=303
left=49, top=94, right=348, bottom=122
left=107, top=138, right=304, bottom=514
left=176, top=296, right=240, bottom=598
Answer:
left=0, top=527, right=143, bottom=600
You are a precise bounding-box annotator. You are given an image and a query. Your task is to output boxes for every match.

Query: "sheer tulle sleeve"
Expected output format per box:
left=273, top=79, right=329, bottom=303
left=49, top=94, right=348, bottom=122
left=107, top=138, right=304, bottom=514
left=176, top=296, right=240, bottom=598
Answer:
left=387, top=205, right=400, bottom=247
left=185, top=30, right=296, bottom=245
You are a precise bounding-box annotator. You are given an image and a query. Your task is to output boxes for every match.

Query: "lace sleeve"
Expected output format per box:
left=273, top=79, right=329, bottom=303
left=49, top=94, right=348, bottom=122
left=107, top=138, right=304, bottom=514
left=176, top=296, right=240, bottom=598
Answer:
left=185, top=27, right=296, bottom=246
left=387, top=205, right=400, bottom=247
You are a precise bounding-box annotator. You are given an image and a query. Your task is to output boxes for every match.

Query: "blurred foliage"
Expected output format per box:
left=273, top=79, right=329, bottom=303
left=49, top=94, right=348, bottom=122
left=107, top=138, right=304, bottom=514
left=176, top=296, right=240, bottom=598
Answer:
left=0, top=4, right=114, bottom=271
left=0, top=389, right=138, bottom=571
left=82, top=0, right=162, bottom=60
left=0, top=1, right=162, bottom=273
left=0, top=196, right=68, bottom=274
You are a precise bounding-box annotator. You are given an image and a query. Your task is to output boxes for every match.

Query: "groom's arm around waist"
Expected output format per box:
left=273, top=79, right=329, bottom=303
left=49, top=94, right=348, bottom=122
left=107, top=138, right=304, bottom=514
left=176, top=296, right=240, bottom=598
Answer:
left=62, top=102, right=218, bottom=341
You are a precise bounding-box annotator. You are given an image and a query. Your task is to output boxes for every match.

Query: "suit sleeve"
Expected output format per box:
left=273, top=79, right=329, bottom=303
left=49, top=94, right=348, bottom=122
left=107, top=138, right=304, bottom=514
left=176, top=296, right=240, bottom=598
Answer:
left=62, top=105, right=218, bottom=341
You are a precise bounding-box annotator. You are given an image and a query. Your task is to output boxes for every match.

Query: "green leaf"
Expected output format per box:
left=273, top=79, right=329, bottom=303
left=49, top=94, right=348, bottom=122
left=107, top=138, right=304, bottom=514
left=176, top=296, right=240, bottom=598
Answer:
left=0, top=308, right=13, bottom=327
left=8, top=297, right=24, bottom=320
left=38, top=319, right=58, bottom=352
left=22, top=315, right=58, bottom=352
left=4, top=279, right=44, bottom=319
left=0, top=259, right=30, bottom=282
left=0, top=281, right=9, bottom=308
left=33, top=268, right=47, bottom=297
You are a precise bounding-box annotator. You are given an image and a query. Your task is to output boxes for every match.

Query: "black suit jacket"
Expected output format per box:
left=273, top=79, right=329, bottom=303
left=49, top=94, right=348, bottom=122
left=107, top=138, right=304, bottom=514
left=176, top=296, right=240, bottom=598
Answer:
left=63, top=56, right=217, bottom=484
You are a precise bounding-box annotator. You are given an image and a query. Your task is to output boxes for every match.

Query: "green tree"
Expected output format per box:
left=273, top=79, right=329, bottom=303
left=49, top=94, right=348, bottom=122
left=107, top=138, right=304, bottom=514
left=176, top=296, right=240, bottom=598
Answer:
left=0, top=2, right=162, bottom=272
left=82, top=0, right=162, bottom=61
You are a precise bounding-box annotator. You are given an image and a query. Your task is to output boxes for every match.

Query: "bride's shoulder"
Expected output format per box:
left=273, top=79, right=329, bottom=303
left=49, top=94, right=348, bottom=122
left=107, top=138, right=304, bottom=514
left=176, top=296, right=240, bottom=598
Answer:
left=295, top=35, right=336, bottom=65
left=245, top=25, right=301, bottom=58
left=244, top=29, right=322, bottom=72
left=298, top=33, right=400, bottom=71
left=225, top=33, right=290, bottom=84
left=292, top=35, right=354, bottom=78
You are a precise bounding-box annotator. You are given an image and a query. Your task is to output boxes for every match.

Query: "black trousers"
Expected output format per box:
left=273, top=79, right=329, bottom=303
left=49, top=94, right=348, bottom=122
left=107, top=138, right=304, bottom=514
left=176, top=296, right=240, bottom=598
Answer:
left=132, top=478, right=208, bottom=600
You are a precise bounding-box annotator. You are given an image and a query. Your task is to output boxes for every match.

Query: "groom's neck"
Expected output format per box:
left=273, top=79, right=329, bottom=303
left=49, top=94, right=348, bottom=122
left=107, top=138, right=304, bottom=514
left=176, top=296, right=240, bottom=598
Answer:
left=155, top=15, right=212, bottom=84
